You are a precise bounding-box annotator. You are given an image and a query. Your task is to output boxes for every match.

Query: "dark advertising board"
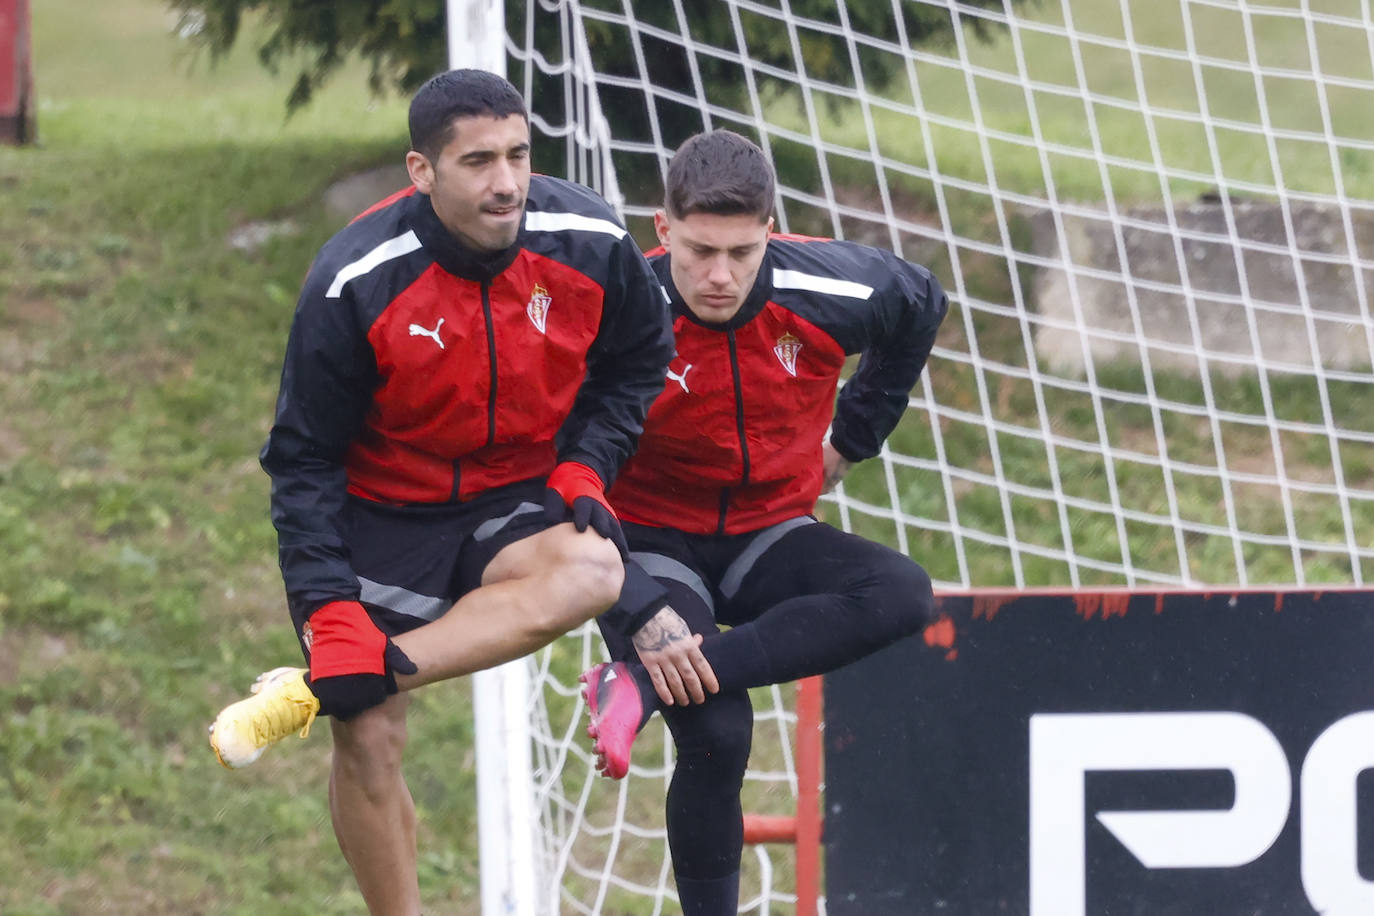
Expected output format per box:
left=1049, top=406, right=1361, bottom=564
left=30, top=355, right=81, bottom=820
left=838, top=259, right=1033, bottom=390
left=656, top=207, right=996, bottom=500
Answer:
left=824, top=589, right=1374, bottom=916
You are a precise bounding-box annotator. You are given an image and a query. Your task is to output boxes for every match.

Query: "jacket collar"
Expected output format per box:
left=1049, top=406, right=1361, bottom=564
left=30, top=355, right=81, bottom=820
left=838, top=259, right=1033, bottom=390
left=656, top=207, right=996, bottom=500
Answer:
left=408, top=192, right=522, bottom=282
left=654, top=247, right=773, bottom=331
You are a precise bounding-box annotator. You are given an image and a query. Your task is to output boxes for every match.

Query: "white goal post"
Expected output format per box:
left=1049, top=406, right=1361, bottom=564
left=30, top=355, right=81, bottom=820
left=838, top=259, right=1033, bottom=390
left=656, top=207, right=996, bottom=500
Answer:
left=454, top=1, right=1374, bottom=913
left=444, top=5, right=545, bottom=916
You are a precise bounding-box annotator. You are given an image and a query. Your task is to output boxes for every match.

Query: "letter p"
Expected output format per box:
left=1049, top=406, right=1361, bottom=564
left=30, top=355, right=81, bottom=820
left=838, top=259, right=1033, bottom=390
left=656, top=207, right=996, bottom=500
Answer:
left=1029, top=712, right=1290, bottom=916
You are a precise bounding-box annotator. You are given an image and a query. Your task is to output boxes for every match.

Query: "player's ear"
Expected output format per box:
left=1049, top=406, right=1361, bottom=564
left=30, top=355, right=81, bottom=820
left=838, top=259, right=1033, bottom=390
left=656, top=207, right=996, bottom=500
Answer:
left=653, top=209, right=672, bottom=249
left=406, top=150, right=435, bottom=194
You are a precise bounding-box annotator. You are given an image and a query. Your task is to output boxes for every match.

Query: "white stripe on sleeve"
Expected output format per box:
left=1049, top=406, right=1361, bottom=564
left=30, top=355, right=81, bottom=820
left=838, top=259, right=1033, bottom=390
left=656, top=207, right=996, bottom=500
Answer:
left=325, top=230, right=423, bottom=299
left=523, top=210, right=628, bottom=240
left=772, top=267, right=874, bottom=300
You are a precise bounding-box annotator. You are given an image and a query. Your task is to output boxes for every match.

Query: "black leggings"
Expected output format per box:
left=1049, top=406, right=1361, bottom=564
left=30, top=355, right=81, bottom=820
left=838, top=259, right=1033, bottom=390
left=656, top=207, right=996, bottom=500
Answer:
left=598, top=520, right=934, bottom=884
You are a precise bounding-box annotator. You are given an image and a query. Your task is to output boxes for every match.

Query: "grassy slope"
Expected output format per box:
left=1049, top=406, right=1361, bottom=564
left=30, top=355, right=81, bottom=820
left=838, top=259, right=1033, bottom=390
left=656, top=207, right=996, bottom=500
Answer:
left=0, top=2, right=482, bottom=913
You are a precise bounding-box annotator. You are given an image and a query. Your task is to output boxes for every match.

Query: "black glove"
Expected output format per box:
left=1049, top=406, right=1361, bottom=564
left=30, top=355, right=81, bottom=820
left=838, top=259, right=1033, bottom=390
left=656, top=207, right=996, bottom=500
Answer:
left=543, top=461, right=628, bottom=560
left=310, top=642, right=417, bottom=720
left=305, top=600, right=418, bottom=720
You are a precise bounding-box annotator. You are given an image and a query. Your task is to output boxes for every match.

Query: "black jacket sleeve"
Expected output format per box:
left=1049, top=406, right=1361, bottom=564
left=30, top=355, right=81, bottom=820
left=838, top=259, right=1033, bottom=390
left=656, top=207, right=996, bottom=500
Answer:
left=555, top=233, right=675, bottom=487
left=829, top=253, right=949, bottom=463
left=258, top=264, right=377, bottom=619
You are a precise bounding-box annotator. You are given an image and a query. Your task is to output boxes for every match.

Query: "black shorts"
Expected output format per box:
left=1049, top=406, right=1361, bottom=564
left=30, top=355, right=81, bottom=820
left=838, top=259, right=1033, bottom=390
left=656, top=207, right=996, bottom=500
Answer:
left=290, top=477, right=554, bottom=647
left=600, top=515, right=920, bottom=659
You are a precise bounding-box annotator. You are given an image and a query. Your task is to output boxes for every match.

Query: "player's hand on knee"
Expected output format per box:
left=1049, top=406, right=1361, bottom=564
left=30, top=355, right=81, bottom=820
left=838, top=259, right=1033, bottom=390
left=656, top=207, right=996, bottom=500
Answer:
left=304, top=600, right=417, bottom=719
left=543, top=461, right=629, bottom=559
left=632, top=606, right=719, bottom=705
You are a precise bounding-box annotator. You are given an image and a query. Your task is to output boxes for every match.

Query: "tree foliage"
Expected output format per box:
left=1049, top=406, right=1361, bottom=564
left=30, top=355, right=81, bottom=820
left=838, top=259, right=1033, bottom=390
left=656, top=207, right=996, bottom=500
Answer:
left=170, top=0, right=447, bottom=110
left=170, top=0, right=1029, bottom=113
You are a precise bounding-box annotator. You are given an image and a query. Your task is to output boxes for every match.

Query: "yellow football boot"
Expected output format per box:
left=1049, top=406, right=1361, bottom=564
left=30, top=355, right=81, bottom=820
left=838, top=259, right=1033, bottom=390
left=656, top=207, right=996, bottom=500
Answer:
left=209, top=666, right=320, bottom=769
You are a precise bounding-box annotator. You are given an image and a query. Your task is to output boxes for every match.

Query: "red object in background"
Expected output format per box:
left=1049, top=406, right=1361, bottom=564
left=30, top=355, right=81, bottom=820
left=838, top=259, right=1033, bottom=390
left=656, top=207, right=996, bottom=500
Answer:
left=741, top=675, right=824, bottom=916
left=0, top=0, right=33, bottom=144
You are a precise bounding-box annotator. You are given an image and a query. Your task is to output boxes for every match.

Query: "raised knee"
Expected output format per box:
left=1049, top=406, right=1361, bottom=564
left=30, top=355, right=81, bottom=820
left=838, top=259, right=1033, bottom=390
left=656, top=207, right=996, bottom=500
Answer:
left=902, top=563, right=935, bottom=628
left=513, top=539, right=623, bottom=642
left=867, top=561, right=935, bottom=636
left=554, top=536, right=625, bottom=615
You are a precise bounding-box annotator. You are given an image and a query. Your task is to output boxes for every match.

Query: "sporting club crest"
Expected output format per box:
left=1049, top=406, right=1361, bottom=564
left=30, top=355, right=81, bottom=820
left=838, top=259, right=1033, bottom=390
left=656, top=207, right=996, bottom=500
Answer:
left=773, top=332, right=802, bottom=377
left=526, top=283, right=552, bottom=334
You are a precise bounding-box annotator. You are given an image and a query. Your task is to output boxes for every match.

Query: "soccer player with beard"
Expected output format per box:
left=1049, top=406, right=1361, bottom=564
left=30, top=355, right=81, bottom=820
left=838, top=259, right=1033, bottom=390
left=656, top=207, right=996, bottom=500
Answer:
left=208, top=69, right=673, bottom=916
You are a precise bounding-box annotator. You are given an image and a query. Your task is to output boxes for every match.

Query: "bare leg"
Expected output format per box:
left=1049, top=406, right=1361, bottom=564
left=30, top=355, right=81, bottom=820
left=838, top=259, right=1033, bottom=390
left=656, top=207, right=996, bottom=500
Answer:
left=392, top=523, right=623, bottom=689
left=329, top=692, right=419, bottom=916
left=325, top=524, right=620, bottom=914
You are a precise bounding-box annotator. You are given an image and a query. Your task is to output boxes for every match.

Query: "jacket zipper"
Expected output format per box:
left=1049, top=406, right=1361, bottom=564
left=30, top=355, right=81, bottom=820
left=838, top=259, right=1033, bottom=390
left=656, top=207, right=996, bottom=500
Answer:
left=482, top=280, right=498, bottom=447
left=719, top=329, right=752, bottom=534
left=450, top=280, right=498, bottom=502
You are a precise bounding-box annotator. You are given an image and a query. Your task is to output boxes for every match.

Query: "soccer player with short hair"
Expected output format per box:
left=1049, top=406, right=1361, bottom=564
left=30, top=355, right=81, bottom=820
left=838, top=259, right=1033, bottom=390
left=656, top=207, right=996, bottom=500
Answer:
left=207, top=69, right=673, bottom=916
left=580, top=129, right=949, bottom=916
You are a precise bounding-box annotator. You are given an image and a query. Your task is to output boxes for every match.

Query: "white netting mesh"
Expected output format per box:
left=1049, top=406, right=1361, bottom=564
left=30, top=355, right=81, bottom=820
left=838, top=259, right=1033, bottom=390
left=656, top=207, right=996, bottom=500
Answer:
left=499, top=0, right=1374, bottom=911
left=520, top=624, right=809, bottom=914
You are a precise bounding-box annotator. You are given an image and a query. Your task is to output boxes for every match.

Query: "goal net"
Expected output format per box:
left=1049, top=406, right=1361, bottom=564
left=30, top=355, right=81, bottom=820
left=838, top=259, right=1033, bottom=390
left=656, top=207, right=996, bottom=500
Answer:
left=490, top=0, right=1374, bottom=912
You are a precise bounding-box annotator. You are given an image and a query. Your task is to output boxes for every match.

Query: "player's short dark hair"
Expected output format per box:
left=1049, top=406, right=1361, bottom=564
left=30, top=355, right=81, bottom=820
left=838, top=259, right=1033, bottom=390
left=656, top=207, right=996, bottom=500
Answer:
left=409, top=69, right=528, bottom=160
left=664, top=130, right=775, bottom=222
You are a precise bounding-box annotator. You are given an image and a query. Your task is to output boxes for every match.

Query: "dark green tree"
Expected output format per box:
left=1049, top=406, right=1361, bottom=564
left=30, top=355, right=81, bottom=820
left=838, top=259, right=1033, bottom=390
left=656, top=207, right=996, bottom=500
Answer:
left=170, top=0, right=1031, bottom=222
left=169, top=0, right=447, bottom=110
left=169, top=0, right=1027, bottom=114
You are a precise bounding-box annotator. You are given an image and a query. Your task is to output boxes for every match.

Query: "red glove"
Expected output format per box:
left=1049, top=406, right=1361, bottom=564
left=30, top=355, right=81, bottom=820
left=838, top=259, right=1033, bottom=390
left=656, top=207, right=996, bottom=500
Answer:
left=543, top=461, right=628, bottom=559
left=305, top=600, right=416, bottom=719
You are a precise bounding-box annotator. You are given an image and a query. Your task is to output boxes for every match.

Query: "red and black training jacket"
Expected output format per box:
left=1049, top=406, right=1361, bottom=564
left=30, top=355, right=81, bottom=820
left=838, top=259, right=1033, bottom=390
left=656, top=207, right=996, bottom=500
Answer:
left=608, top=234, right=948, bottom=536
left=261, top=176, right=673, bottom=614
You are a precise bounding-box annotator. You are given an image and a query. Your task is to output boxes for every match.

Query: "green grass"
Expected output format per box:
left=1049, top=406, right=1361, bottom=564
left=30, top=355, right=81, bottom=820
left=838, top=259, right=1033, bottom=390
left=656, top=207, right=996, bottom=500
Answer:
left=0, top=2, right=474, bottom=913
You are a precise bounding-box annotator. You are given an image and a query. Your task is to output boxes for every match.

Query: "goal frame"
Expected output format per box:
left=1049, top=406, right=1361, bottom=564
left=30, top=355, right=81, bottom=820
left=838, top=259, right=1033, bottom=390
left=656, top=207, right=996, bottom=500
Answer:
left=450, top=0, right=1374, bottom=912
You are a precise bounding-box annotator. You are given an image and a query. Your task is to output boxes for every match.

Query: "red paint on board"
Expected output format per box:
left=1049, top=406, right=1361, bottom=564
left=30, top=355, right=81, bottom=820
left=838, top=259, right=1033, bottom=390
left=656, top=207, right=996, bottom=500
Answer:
left=924, top=615, right=956, bottom=649
left=1073, top=593, right=1131, bottom=620
left=972, top=595, right=1010, bottom=621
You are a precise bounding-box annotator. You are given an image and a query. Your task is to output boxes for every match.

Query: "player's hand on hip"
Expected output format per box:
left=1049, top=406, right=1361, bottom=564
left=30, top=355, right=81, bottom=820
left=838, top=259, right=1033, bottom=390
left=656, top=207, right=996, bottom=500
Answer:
left=821, top=441, right=854, bottom=494
left=543, top=461, right=628, bottom=559
left=305, top=599, right=416, bottom=719
left=632, top=605, right=719, bottom=706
